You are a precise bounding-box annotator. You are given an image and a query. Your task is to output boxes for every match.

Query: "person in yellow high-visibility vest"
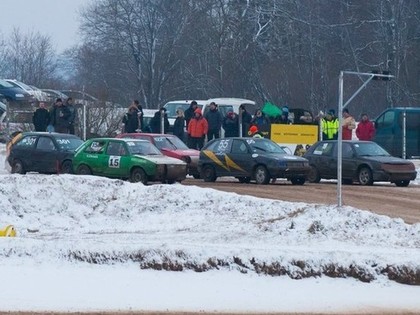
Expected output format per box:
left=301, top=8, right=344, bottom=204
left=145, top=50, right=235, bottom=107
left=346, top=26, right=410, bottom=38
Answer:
left=321, top=109, right=339, bottom=140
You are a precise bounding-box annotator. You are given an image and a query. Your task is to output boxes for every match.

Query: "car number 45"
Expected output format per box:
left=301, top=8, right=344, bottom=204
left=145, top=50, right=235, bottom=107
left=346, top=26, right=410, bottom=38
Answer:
left=108, top=156, right=121, bottom=168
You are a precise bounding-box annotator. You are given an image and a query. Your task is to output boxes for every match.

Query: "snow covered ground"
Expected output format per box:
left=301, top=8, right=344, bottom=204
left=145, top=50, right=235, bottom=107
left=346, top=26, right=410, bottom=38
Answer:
left=0, top=143, right=420, bottom=314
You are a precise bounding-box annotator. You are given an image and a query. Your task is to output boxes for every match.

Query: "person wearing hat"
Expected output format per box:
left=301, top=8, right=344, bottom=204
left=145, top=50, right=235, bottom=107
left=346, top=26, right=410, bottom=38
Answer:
left=248, top=125, right=263, bottom=138
left=184, top=100, right=198, bottom=129
left=321, top=109, right=339, bottom=140
left=204, top=102, right=223, bottom=141
left=342, top=108, right=356, bottom=140
left=222, top=110, right=239, bottom=137
left=187, top=108, right=208, bottom=150
left=122, top=104, right=140, bottom=133
left=49, top=98, right=71, bottom=133
left=149, top=107, right=170, bottom=134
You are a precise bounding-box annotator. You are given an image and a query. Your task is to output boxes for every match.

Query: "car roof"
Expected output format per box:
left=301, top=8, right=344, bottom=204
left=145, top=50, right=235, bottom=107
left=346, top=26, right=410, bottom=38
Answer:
left=205, top=98, right=256, bottom=106
left=90, top=137, right=150, bottom=143
left=21, top=132, right=81, bottom=139
left=121, top=132, right=175, bottom=137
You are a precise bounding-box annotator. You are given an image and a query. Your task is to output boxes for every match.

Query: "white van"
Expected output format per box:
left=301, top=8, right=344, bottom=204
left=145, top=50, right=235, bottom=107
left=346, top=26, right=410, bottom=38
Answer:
left=163, top=100, right=206, bottom=131
left=202, top=97, right=256, bottom=118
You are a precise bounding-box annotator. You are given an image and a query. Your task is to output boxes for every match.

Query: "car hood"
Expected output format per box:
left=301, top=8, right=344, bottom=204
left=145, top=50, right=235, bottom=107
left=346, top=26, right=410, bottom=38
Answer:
left=361, top=155, right=413, bottom=164
left=134, top=154, right=186, bottom=165
left=171, top=149, right=200, bottom=156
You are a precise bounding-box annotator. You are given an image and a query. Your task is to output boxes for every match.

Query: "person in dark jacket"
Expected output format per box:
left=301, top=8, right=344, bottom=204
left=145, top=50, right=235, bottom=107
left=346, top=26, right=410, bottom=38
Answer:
left=50, top=98, right=71, bottom=133
left=32, top=101, right=50, bottom=132
left=204, top=102, right=223, bottom=141
left=223, top=110, right=239, bottom=137
left=239, top=104, right=252, bottom=137
left=65, top=97, right=77, bottom=134
left=173, top=108, right=186, bottom=142
left=122, top=104, right=139, bottom=133
left=149, top=108, right=170, bottom=134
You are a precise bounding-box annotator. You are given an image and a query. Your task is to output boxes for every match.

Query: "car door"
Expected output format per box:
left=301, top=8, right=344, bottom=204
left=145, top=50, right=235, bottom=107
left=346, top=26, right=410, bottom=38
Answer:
left=81, top=140, right=108, bottom=175
left=227, top=139, right=251, bottom=176
left=32, top=136, right=59, bottom=173
left=341, top=143, right=358, bottom=179
left=211, top=138, right=233, bottom=176
left=104, top=141, right=131, bottom=177
left=310, top=142, right=336, bottom=179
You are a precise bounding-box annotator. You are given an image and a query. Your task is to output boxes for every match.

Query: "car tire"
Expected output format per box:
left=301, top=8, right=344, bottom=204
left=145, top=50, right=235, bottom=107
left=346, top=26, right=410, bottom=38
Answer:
left=307, top=165, right=321, bottom=183
left=237, top=177, right=251, bottom=183
left=202, top=165, right=217, bottom=182
left=11, top=159, right=25, bottom=174
left=254, top=165, right=270, bottom=185
left=358, top=167, right=373, bottom=186
left=291, top=177, right=305, bottom=185
left=77, top=164, right=92, bottom=175
left=61, top=160, right=73, bottom=174
left=130, top=167, right=147, bottom=184
left=394, top=180, right=410, bottom=187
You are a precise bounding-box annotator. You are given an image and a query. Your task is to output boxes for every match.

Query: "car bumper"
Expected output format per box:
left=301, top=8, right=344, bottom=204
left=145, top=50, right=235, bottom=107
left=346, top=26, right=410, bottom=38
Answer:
left=269, top=165, right=311, bottom=179
left=154, top=164, right=187, bottom=181
left=373, top=170, right=417, bottom=182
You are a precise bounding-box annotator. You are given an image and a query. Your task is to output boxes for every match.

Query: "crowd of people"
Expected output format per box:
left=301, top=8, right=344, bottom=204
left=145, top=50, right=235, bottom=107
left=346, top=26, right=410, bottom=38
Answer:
left=32, top=98, right=77, bottom=134
left=119, top=100, right=377, bottom=151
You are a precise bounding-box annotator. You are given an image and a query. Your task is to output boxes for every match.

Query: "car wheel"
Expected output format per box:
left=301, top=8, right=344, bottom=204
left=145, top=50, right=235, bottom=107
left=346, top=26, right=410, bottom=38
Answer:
left=77, top=164, right=92, bottom=175
left=291, top=177, right=305, bottom=185
left=202, top=165, right=217, bottom=182
left=358, top=167, right=373, bottom=186
left=11, top=159, right=25, bottom=174
left=130, top=167, right=147, bottom=184
left=395, top=180, right=410, bottom=187
left=61, top=160, right=73, bottom=174
left=307, top=165, right=321, bottom=183
left=237, top=177, right=251, bottom=183
left=254, top=165, right=270, bottom=185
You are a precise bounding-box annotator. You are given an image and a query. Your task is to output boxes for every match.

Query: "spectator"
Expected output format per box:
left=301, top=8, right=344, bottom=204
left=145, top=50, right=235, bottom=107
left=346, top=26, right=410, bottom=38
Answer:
left=32, top=101, right=50, bottom=132
left=239, top=104, right=252, bottom=137
left=184, top=101, right=198, bottom=129
left=275, top=106, right=292, bottom=124
left=65, top=97, right=77, bottom=135
left=204, top=102, right=223, bottom=141
left=342, top=108, right=356, bottom=140
left=122, top=104, right=139, bottom=133
left=50, top=98, right=70, bottom=134
left=133, top=100, right=144, bottom=131
left=173, top=108, right=185, bottom=142
left=187, top=108, right=208, bottom=150
left=321, top=109, right=339, bottom=140
left=250, top=109, right=271, bottom=137
left=356, top=113, right=375, bottom=141
left=222, top=110, right=239, bottom=137
left=149, top=108, right=170, bottom=134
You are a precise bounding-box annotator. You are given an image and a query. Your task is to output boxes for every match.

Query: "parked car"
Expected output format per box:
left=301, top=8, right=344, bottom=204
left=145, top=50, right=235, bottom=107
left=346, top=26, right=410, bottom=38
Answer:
left=0, top=79, right=33, bottom=103
left=5, top=80, right=49, bottom=102
left=40, top=89, right=69, bottom=103
left=116, top=133, right=200, bottom=177
left=198, top=137, right=310, bottom=184
left=304, top=140, right=417, bottom=186
left=72, top=138, right=187, bottom=184
left=7, top=132, right=84, bottom=174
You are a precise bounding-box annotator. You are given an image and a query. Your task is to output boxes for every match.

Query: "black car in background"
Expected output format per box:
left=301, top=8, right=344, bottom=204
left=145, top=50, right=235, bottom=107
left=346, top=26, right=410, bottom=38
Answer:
left=7, top=132, right=84, bottom=174
left=304, top=140, right=417, bottom=187
left=198, top=137, right=310, bottom=185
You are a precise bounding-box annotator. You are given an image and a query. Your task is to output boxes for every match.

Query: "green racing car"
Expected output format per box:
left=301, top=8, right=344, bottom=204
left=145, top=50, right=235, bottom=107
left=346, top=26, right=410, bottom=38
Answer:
left=72, top=138, right=187, bottom=184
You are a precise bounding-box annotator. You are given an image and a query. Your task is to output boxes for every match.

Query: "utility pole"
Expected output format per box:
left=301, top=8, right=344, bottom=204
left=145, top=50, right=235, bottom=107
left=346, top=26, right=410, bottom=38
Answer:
left=337, top=70, right=393, bottom=207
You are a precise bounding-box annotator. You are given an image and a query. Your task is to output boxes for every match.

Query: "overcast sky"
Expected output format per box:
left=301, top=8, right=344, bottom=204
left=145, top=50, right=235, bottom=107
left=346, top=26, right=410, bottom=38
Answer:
left=0, top=0, right=90, bottom=53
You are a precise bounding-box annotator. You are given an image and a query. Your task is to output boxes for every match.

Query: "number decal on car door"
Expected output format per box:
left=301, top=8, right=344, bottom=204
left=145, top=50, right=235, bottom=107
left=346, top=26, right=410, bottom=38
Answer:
left=108, top=156, right=121, bottom=168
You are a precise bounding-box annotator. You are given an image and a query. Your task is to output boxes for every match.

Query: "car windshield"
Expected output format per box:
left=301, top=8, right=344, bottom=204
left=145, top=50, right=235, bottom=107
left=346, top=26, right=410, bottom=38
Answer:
left=353, top=142, right=390, bottom=156
left=0, top=79, right=15, bottom=88
left=164, top=103, right=203, bottom=118
left=126, top=140, right=162, bottom=156
left=153, top=136, right=189, bottom=150
left=247, top=139, right=287, bottom=154
left=56, top=137, right=84, bottom=151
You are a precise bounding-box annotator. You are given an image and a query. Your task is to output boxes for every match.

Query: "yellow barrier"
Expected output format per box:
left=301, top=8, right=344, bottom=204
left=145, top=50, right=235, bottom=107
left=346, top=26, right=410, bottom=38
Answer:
left=0, top=225, right=17, bottom=237
left=270, top=124, right=319, bottom=156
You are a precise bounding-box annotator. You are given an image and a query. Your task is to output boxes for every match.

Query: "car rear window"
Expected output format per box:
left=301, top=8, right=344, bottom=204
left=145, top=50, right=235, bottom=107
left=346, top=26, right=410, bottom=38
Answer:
left=16, top=135, right=37, bottom=148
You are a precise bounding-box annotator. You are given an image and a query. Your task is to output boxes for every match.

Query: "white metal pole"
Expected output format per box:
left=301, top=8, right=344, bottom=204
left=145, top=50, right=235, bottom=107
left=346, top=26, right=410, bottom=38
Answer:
left=337, top=71, right=344, bottom=207
left=402, top=109, right=406, bottom=159
left=82, top=85, right=87, bottom=141
left=160, top=110, right=164, bottom=134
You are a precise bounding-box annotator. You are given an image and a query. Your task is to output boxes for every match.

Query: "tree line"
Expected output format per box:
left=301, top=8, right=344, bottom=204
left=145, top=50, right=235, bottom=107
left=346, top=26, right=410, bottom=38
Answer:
left=1, top=0, right=420, bottom=120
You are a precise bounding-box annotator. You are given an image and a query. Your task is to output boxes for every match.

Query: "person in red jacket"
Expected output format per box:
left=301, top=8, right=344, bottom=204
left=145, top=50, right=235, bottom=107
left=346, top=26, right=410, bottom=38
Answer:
left=187, top=108, right=208, bottom=150
left=356, top=113, right=375, bottom=141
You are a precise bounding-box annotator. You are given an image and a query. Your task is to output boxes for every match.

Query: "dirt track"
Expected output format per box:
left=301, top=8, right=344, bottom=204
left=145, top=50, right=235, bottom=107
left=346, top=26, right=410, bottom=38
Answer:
left=183, top=178, right=420, bottom=224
